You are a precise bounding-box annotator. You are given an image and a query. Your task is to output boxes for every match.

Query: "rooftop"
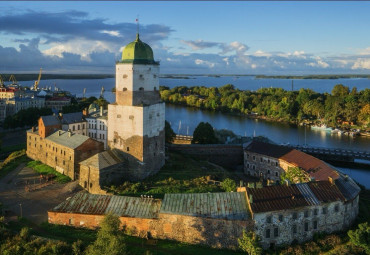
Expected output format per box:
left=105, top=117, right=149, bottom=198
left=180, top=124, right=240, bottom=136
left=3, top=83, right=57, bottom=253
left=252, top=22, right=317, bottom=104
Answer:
left=244, top=140, right=293, bottom=158
left=46, top=130, right=90, bottom=149
left=80, top=150, right=125, bottom=170
left=61, top=112, right=85, bottom=125
left=247, top=181, right=345, bottom=214
left=50, top=192, right=161, bottom=219
left=160, top=192, right=249, bottom=220
left=40, top=115, right=60, bottom=126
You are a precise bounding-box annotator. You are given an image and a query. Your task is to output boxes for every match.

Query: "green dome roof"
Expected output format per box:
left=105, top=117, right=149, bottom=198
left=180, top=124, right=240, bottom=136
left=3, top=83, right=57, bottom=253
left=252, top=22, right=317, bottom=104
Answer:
left=121, top=34, right=158, bottom=65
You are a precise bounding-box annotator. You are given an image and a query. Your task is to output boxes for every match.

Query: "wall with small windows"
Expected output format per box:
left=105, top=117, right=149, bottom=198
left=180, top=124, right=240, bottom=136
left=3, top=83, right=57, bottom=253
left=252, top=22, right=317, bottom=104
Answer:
left=252, top=200, right=355, bottom=249
left=244, top=151, right=284, bottom=182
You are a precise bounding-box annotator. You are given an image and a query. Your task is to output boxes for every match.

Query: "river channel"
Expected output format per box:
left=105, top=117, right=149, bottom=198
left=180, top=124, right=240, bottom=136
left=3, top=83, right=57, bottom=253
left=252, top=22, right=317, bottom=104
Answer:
left=17, top=77, right=370, bottom=187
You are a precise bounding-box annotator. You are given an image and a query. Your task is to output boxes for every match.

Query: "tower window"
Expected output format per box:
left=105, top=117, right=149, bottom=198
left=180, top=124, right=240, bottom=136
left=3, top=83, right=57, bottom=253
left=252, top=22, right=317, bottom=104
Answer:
left=139, top=74, right=144, bottom=79
left=122, top=87, right=127, bottom=91
left=153, top=74, right=157, bottom=78
left=122, top=74, right=128, bottom=78
left=127, top=147, right=130, bottom=151
left=139, top=87, right=144, bottom=91
left=154, top=86, right=157, bottom=91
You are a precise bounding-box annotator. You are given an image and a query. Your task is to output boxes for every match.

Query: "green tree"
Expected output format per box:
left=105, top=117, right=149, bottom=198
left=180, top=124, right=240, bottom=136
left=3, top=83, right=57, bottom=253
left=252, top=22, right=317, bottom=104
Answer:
left=348, top=222, right=370, bottom=254
left=331, top=84, right=350, bottom=97
left=192, top=122, right=218, bottom=144
left=85, top=213, right=127, bottom=255
left=165, top=121, right=176, bottom=144
left=238, top=230, right=262, bottom=255
left=221, top=178, right=236, bottom=192
left=280, top=167, right=308, bottom=184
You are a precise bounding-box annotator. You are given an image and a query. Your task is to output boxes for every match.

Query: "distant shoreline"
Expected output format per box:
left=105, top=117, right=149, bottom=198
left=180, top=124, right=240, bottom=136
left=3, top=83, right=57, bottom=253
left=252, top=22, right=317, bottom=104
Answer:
left=255, top=74, right=370, bottom=79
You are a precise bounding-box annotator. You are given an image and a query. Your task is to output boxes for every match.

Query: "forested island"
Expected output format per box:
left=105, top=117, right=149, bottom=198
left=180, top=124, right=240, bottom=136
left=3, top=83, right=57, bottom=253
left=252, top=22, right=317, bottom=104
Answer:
left=256, top=74, right=370, bottom=79
left=159, top=84, right=370, bottom=129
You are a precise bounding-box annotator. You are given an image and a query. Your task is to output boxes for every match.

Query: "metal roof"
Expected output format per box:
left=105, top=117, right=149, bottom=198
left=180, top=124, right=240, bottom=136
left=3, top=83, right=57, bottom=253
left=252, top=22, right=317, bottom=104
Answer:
left=41, top=115, right=60, bottom=126
left=296, top=183, right=320, bottom=205
left=80, top=150, right=125, bottom=170
left=61, top=112, right=85, bottom=124
left=335, top=175, right=361, bottom=201
left=160, top=192, right=249, bottom=220
left=51, top=192, right=161, bottom=219
left=46, top=130, right=90, bottom=149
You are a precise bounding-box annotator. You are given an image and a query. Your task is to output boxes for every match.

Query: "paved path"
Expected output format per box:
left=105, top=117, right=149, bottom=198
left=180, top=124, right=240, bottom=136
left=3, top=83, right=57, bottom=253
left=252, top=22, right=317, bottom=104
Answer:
left=0, top=164, right=81, bottom=224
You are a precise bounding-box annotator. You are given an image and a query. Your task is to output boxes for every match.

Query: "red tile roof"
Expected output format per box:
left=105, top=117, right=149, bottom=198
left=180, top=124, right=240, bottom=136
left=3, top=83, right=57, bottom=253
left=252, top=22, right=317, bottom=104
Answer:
left=307, top=181, right=345, bottom=203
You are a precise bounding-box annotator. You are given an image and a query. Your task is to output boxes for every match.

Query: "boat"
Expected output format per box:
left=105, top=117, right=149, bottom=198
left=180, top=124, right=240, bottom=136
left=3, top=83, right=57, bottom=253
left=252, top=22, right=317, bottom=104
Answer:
left=311, top=124, right=332, bottom=132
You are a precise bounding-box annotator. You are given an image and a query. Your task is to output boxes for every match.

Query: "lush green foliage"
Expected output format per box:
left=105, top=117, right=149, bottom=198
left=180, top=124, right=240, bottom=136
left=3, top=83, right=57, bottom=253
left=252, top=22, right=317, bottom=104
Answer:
left=165, top=120, right=176, bottom=143
left=85, top=214, right=127, bottom=255
left=192, top=122, right=218, bottom=144
left=221, top=178, right=237, bottom=192
left=160, top=84, right=370, bottom=127
left=62, top=96, right=97, bottom=114
left=3, top=107, right=52, bottom=129
left=348, top=222, right=370, bottom=254
left=280, top=166, right=309, bottom=184
left=27, top=161, right=71, bottom=183
left=238, top=230, right=262, bottom=255
left=0, top=150, right=28, bottom=179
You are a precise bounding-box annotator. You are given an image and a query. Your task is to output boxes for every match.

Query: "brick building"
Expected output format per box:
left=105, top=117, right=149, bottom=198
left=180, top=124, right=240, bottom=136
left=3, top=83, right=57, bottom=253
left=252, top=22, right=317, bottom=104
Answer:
left=27, top=129, right=103, bottom=180
left=244, top=141, right=339, bottom=183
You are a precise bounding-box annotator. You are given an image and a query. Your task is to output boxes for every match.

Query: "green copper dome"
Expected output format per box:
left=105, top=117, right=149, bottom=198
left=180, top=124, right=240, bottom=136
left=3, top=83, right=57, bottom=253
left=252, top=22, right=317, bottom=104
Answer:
left=121, top=34, right=158, bottom=65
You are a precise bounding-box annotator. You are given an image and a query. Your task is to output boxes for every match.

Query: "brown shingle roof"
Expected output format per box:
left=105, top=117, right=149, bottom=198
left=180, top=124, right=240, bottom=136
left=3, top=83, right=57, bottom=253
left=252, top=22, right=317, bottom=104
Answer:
left=247, top=181, right=346, bottom=213
left=280, top=150, right=339, bottom=181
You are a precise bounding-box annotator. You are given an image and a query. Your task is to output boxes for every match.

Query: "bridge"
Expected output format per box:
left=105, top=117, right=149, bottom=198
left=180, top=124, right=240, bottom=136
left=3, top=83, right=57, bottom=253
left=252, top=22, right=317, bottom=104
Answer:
left=289, top=145, right=370, bottom=162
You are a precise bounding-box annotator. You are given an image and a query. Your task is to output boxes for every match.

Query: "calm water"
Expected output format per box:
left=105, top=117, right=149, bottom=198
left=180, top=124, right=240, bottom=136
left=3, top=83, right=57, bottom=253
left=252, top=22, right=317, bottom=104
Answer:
left=18, top=77, right=369, bottom=187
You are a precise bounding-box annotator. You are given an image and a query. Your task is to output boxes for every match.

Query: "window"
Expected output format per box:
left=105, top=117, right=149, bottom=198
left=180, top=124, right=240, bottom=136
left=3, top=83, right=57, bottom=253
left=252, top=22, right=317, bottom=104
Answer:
left=252, top=165, right=256, bottom=170
left=127, top=147, right=130, bottom=152
left=323, top=207, right=327, bottom=214
left=313, top=220, right=318, bottom=230
left=267, top=170, right=271, bottom=174
left=266, top=216, right=272, bottom=223
left=293, top=212, right=298, bottom=220
left=247, top=164, right=250, bottom=169
left=279, top=215, right=283, bottom=222
left=304, top=222, right=309, bottom=232
left=275, top=172, right=279, bottom=177
left=274, top=227, right=279, bottom=237
left=268, top=159, right=270, bottom=163
left=84, top=181, right=87, bottom=188
left=63, top=160, right=65, bottom=165
left=246, top=154, right=249, bottom=159
left=90, top=183, right=93, bottom=188
left=73, top=126, right=75, bottom=131
left=314, top=209, right=318, bottom=216
left=78, top=125, right=80, bottom=130
left=265, top=229, right=270, bottom=238
left=82, top=124, right=85, bottom=129
left=335, top=204, right=339, bottom=212
left=260, top=158, right=263, bottom=162
left=253, top=155, right=256, bottom=161
left=275, top=162, right=278, bottom=166
left=304, top=210, right=309, bottom=218
left=139, top=87, right=144, bottom=91
left=69, top=219, right=72, bottom=225
left=292, top=224, right=297, bottom=234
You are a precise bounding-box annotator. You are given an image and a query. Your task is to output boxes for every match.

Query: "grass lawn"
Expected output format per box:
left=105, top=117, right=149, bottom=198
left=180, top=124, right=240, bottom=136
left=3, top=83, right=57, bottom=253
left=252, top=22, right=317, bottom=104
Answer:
left=0, top=150, right=29, bottom=179
left=108, top=152, right=240, bottom=197
left=27, top=161, right=71, bottom=183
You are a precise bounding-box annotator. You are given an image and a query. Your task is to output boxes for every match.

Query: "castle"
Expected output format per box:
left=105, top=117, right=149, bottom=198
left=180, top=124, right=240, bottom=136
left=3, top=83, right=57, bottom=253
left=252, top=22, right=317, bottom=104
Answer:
left=26, top=34, right=360, bottom=250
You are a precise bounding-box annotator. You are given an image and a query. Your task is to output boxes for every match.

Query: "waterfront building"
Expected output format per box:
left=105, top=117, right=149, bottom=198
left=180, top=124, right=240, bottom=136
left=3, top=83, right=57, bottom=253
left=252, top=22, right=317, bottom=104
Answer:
left=107, top=33, right=165, bottom=180
left=5, top=96, right=45, bottom=116
left=0, top=87, right=20, bottom=99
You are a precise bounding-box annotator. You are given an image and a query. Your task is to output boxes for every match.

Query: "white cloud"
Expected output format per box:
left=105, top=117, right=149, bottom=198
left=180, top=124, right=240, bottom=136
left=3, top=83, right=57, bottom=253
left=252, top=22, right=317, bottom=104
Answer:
left=351, top=58, right=370, bottom=69
left=195, top=59, right=215, bottom=68
left=101, top=30, right=121, bottom=37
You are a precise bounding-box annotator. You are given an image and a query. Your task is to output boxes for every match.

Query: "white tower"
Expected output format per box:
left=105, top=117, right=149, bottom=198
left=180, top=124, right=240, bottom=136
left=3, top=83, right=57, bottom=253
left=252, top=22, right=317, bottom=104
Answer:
left=107, top=34, right=165, bottom=180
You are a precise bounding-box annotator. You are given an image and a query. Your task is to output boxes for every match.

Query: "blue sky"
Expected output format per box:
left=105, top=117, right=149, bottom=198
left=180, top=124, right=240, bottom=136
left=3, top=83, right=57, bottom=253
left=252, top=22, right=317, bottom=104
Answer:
left=1, top=1, right=370, bottom=74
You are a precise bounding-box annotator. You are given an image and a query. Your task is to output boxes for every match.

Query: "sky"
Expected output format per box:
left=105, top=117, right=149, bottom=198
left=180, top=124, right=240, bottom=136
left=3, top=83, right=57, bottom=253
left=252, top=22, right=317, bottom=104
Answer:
left=1, top=1, right=370, bottom=74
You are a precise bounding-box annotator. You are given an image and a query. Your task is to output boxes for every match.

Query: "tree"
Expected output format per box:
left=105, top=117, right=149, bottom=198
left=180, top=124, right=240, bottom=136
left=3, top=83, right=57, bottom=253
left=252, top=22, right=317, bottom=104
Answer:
left=192, top=122, right=218, bottom=144
left=348, top=222, right=370, bottom=254
left=281, top=167, right=309, bottom=184
left=238, top=230, right=262, bottom=255
left=165, top=121, right=176, bottom=144
left=221, top=178, right=236, bottom=192
left=85, top=213, right=127, bottom=255
left=331, top=84, right=350, bottom=97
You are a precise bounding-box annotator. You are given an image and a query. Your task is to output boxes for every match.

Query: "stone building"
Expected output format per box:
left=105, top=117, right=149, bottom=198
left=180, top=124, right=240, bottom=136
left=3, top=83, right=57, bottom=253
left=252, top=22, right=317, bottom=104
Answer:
left=27, top=129, right=104, bottom=180
left=244, top=140, right=339, bottom=183
left=107, top=34, right=165, bottom=180
left=79, top=150, right=126, bottom=194
left=241, top=176, right=360, bottom=249
left=48, top=191, right=253, bottom=249
left=85, top=103, right=108, bottom=149
left=60, top=112, right=87, bottom=136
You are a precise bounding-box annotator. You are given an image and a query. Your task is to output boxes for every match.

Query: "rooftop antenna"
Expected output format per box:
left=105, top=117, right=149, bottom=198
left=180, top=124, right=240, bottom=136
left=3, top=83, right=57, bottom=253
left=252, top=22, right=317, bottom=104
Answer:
left=136, top=15, right=140, bottom=36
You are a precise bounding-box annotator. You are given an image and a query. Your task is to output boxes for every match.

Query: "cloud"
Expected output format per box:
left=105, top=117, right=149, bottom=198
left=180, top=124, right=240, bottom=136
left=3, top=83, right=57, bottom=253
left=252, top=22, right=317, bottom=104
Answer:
left=181, top=40, right=221, bottom=50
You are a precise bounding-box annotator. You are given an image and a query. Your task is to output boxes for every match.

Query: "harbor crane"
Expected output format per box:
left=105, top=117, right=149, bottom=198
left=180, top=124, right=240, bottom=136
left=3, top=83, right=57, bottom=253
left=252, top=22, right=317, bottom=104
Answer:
left=0, top=75, right=4, bottom=87
left=9, top=74, right=17, bottom=85
left=83, top=88, right=86, bottom=98
left=100, top=86, right=105, bottom=98
left=33, top=68, right=42, bottom=90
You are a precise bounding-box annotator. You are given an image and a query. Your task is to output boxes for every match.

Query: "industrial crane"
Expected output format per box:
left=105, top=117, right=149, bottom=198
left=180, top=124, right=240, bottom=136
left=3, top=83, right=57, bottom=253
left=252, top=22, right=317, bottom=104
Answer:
left=33, top=68, right=42, bottom=90
left=0, top=75, right=4, bottom=87
left=9, top=74, right=17, bottom=85
left=100, top=86, right=105, bottom=98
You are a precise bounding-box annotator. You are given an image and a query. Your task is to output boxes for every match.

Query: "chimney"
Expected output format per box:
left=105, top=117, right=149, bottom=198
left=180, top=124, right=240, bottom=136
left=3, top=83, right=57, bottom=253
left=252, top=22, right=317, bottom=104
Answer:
left=344, top=174, right=349, bottom=181
left=83, top=108, right=88, bottom=116
left=285, top=179, right=290, bottom=186
left=58, top=130, right=62, bottom=136
left=31, top=126, right=36, bottom=132
left=100, top=106, right=103, bottom=116
left=59, top=112, right=63, bottom=120
left=249, top=194, right=253, bottom=204
left=328, top=176, right=333, bottom=185
left=68, top=129, right=72, bottom=137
